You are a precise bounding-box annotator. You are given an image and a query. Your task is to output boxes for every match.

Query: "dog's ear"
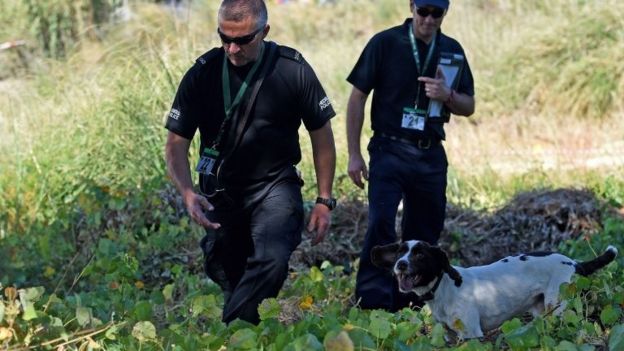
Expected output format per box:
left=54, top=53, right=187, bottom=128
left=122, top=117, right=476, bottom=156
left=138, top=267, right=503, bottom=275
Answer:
left=371, top=243, right=401, bottom=271
left=431, top=246, right=463, bottom=287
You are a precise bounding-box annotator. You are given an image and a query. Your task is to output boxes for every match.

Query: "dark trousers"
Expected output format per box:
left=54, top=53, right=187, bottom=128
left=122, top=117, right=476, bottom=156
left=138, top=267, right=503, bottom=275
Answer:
left=201, top=180, right=303, bottom=324
left=356, top=136, right=447, bottom=311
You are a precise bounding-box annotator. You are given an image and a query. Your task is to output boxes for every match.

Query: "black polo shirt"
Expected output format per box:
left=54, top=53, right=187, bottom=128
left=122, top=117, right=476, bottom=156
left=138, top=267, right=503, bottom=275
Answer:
left=347, top=18, right=474, bottom=140
left=166, top=41, right=335, bottom=195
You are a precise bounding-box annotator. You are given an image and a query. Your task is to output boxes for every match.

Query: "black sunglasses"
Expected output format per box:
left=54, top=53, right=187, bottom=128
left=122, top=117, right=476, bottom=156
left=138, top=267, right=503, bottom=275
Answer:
left=416, top=7, right=445, bottom=19
left=217, top=27, right=262, bottom=46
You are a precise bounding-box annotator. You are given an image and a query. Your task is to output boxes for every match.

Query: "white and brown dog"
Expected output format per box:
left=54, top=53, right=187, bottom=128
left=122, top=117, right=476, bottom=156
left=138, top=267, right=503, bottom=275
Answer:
left=371, top=240, right=618, bottom=339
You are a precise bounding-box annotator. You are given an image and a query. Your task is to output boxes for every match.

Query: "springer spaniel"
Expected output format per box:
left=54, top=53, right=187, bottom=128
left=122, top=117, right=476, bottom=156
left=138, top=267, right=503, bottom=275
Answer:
left=371, top=240, right=618, bottom=339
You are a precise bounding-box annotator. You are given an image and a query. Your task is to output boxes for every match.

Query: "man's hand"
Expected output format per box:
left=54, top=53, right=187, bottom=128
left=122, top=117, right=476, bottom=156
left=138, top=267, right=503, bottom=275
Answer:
left=418, top=67, right=451, bottom=102
left=183, top=191, right=221, bottom=229
left=306, top=204, right=331, bottom=245
left=348, top=153, right=368, bottom=189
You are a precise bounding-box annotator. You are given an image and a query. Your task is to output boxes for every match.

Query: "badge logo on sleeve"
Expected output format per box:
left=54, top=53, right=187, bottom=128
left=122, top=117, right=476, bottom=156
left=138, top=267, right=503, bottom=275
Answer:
left=402, top=107, right=426, bottom=131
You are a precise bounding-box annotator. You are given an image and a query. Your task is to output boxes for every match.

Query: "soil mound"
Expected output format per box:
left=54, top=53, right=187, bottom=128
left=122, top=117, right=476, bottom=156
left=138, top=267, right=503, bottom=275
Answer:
left=290, top=188, right=610, bottom=270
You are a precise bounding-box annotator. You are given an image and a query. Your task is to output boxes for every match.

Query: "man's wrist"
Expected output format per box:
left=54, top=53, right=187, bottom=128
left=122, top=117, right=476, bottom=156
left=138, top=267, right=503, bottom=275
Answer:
left=316, top=196, right=337, bottom=211
left=444, top=89, right=455, bottom=104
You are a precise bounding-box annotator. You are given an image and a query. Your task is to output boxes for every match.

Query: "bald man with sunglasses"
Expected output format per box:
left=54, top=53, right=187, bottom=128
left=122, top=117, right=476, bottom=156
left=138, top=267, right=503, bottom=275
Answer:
left=347, top=0, right=475, bottom=311
left=165, top=0, right=336, bottom=324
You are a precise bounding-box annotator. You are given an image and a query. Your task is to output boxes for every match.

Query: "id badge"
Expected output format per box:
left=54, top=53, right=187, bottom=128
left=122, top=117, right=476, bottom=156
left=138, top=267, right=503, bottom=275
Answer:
left=195, top=148, right=220, bottom=176
left=401, top=107, right=426, bottom=131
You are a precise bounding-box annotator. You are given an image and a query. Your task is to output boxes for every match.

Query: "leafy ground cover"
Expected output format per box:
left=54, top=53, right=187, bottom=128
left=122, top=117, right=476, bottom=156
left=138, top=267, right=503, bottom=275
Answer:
left=1, top=0, right=624, bottom=349
left=1, top=184, right=623, bottom=350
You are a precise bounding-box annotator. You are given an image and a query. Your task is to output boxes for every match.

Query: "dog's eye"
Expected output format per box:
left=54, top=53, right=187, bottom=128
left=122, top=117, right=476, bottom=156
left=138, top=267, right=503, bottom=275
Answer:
left=411, top=251, right=424, bottom=259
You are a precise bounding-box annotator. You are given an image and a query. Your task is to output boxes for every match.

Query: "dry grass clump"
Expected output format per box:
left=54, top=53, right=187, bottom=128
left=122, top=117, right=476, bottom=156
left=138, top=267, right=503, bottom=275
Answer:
left=289, top=188, right=614, bottom=270
left=440, top=188, right=608, bottom=266
left=453, top=0, right=624, bottom=120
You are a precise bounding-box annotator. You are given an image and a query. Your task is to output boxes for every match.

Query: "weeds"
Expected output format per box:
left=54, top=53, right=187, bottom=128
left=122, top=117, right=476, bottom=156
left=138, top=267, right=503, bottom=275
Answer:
left=1, top=0, right=624, bottom=349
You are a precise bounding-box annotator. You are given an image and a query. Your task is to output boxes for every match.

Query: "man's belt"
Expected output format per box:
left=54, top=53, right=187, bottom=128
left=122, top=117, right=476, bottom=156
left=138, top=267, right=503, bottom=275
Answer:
left=374, top=132, right=440, bottom=150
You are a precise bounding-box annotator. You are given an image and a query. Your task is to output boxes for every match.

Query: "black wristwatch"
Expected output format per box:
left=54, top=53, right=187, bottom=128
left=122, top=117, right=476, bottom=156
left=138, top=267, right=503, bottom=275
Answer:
left=315, top=197, right=337, bottom=211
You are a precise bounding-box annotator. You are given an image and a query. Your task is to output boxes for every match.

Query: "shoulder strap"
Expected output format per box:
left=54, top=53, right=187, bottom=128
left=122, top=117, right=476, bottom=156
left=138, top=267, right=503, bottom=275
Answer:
left=230, top=41, right=278, bottom=153
left=214, top=42, right=278, bottom=184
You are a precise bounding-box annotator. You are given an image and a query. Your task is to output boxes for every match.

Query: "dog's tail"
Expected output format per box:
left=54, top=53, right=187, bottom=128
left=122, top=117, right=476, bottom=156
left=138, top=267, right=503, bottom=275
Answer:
left=575, top=245, right=618, bottom=276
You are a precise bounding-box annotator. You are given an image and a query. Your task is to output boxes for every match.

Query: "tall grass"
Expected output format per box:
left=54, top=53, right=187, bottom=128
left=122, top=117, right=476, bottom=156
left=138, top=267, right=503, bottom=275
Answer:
left=1, top=0, right=623, bottom=243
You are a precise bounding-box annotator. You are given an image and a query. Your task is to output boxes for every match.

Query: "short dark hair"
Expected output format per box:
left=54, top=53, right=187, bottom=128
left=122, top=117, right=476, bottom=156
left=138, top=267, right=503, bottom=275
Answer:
left=218, top=0, right=268, bottom=30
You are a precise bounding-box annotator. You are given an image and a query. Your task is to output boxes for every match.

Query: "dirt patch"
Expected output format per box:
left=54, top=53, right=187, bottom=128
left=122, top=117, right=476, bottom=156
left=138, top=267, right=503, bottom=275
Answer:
left=155, top=185, right=614, bottom=274
left=441, top=188, right=609, bottom=266
left=290, top=188, right=613, bottom=270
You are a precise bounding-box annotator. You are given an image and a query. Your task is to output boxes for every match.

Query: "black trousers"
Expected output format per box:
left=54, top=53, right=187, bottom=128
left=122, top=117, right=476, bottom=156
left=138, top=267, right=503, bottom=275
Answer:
left=201, top=180, right=303, bottom=324
left=356, top=136, right=448, bottom=311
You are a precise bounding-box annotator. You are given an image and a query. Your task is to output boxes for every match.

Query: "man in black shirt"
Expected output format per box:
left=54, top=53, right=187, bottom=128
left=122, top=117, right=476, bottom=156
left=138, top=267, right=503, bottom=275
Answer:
left=165, top=0, right=336, bottom=324
left=346, top=0, right=475, bottom=311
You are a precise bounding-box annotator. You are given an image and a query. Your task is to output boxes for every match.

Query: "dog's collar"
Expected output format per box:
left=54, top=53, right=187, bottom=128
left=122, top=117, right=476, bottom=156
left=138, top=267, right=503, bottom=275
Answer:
left=419, top=273, right=443, bottom=301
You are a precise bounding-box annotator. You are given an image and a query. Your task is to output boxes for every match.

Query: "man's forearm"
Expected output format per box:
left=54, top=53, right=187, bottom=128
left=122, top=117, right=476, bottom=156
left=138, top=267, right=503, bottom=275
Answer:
left=167, top=154, right=194, bottom=196
left=165, top=133, right=194, bottom=197
left=444, top=90, right=475, bottom=117
left=309, top=122, right=336, bottom=198
left=346, top=88, right=368, bottom=156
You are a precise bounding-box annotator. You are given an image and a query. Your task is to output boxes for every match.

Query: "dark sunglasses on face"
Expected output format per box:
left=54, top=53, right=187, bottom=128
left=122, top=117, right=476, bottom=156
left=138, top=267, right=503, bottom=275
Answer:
left=416, top=7, right=445, bottom=19
left=217, top=27, right=262, bottom=46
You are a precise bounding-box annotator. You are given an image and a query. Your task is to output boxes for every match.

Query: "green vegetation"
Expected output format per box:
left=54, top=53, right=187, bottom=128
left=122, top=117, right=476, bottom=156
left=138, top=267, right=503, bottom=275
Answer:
left=1, top=0, right=623, bottom=349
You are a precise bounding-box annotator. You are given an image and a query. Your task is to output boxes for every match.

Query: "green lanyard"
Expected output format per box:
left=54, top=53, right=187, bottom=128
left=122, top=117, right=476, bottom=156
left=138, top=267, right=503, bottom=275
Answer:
left=212, top=43, right=265, bottom=149
left=408, top=26, right=437, bottom=109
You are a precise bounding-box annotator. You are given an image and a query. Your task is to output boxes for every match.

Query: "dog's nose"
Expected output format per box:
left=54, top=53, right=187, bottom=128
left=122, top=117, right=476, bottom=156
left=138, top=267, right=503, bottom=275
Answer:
left=396, top=260, right=408, bottom=272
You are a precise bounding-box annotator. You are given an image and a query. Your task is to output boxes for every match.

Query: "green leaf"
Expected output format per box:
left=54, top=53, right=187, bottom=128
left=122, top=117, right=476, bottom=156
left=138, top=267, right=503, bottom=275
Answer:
left=581, top=321, right=595, bottom=335
left=320, top=261, right=332, bottom=270
left=560, top=282, right=576, bottom=299
left=258, top=298, right=281, bottom=321
left=309, top=266, right=324, bottom=282
left=613, top=292, right=624, bottom=306
left=430, top=323, right=446, bottom=348
left=20, top=287, right=45, bottom=302
left=542, top=335, right=557, bottom=349
left=600, top=305, right=621, bottom=326
left=229, top=328, right=257, bottom=349
left=191, top=294, right=221, bottom=319
left=501, top=318, right=523, bottom=334
left=505, top=324, right=539, bottom=349
left=132, top=301, right=153, bottom=321
left=369, top=316, right=392, bottom=339
left=105, top=324, right=119, bottom=340
left=369, top=309, right=393, bottom=320
left=391, top=340, right=411, bottom=351
left=563, top=310, right=581, bottom=325
left=287, top=333, right=323, bottom=351
left=18, top=286, right=43, bottom=321
left=576, top=276, right=591, bottom=289
left=609, top=324, right=624, bottom=351
left=323, top=330, right=354, bottom=351
left=132, top=321, right=157, bottom=342
left=396, top=321, right=417, bottom=342
left=411, top=337, right=433, bottom=351
left=594, top=322, right=604, bottom=337
left=457, top=339, right=491, bottom=351
left=22, top=303, right=38, bottom=321
left=347, top=329, right=376, bottom=350
left=76, top=307, right=92, bottom=326
left=573, top=297, right=584, bottom=314
left=555, top=340, right=578, bottom=351
left=162, top=284, right=174, bottom=301
left=150, top=289, right=165, bottom=305
left=0, top=302, right=6, bottom=323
